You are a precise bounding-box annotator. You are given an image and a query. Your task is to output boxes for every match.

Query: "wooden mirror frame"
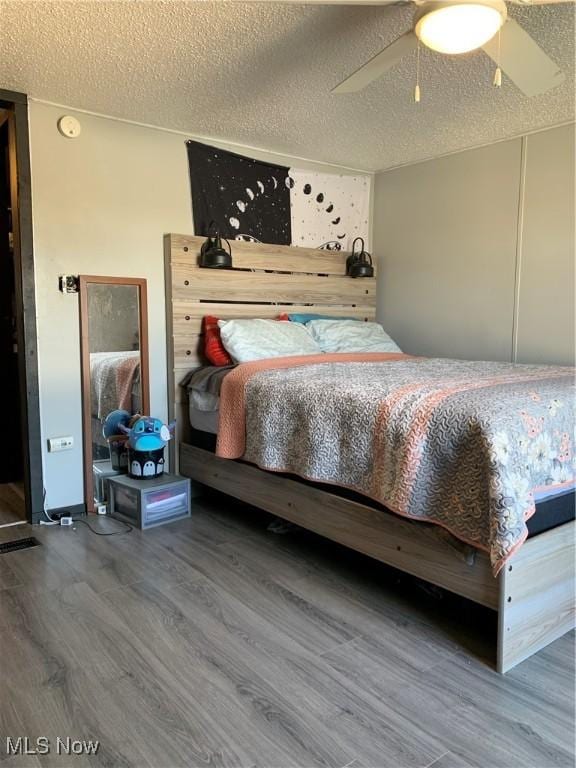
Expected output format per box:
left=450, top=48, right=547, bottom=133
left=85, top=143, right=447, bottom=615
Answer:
left=79, top=275, right=150, bottom=513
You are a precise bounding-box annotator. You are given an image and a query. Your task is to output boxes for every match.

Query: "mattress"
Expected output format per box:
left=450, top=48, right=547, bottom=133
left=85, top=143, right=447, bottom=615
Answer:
left=189, top=405, right=219, bottom=434
left=188, top=425, right=575, bottom=539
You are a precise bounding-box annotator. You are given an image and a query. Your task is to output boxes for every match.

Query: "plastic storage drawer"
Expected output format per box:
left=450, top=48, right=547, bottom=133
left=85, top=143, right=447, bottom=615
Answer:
left=93, top=459, right=122, bottom=503
left=108, top=473, right=191, bottom=529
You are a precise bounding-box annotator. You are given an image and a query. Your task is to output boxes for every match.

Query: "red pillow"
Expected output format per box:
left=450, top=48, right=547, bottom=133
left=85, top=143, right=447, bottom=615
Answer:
left=202, top=316, right=233, bottom=366
left=276, top=313, right=290, bottom=321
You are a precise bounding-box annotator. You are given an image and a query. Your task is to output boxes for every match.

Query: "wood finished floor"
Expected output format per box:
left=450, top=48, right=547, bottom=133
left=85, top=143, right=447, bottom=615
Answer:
left=0, top=493, right=573, bottom=768
left=0, top=483, right=26, bottom=528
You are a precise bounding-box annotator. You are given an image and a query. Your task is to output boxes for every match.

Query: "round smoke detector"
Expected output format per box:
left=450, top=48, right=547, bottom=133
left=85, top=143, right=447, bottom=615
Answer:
left=57, top=115, right=82, bottom=139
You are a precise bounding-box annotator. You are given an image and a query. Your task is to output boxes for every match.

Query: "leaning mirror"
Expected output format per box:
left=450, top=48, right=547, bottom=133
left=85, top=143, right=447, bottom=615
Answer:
left=79, top=276, right=150, bottom=512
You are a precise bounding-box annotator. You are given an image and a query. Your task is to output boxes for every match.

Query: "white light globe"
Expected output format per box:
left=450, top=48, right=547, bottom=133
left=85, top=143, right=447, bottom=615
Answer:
left=416, top=3, right=505, bottom=55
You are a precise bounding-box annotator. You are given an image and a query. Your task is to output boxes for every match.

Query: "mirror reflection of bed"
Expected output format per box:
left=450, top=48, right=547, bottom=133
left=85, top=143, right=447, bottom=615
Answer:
left=79, top=277, right=150, bottom=511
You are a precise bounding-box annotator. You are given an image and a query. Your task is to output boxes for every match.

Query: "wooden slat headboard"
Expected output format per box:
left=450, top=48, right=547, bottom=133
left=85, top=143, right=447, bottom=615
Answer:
left=164, top=233, right=377, bottom=466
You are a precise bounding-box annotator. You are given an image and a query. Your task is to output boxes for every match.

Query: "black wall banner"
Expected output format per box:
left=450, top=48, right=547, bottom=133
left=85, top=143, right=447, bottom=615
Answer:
left=187, top=140, right=292, bottom=245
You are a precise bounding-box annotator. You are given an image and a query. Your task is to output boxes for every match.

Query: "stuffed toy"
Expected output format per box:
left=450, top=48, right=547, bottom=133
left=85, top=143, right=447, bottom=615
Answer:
left=119, top=416, right=175, bottom=452
left=103, top=410, right=175, bottom=478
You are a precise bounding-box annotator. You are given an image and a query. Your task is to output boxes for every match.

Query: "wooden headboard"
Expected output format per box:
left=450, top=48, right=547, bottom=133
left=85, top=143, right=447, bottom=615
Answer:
left=164, top=233, right=377, bottom=466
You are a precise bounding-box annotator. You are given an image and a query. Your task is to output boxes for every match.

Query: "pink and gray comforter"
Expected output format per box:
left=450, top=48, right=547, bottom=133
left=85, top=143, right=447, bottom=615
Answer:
left=90, top=351, right=140, bottom=420
left=216, top=354, right=575, bottom=573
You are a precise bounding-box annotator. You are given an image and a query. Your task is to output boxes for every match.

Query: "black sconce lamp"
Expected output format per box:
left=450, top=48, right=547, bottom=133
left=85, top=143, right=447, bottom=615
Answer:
left=199, top=228, right=233, bottom=269
left=346, top=237, right=374, bottom=278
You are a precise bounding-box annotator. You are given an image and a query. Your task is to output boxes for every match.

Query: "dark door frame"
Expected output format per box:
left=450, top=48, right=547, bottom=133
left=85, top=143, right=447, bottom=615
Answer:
left=0, top=88, right=43, bottom=524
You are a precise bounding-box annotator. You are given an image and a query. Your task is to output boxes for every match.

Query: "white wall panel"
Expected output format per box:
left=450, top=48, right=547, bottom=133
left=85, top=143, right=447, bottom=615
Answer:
left=516, top=124, right=575, bottom=365
left=374, top=139, right=522, bottom=361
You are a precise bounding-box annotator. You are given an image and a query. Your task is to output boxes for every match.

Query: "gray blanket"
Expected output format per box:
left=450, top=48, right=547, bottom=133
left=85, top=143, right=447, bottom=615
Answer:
left=182, top=365, right=235, bottom=412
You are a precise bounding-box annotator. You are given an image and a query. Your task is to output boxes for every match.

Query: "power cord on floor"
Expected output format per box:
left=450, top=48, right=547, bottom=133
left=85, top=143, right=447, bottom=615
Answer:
left=71, top=516, right=133, bottom=536
left=40, top=488, right=132, bottom=535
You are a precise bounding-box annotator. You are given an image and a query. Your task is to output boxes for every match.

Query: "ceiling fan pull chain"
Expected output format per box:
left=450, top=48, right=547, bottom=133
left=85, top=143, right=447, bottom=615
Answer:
left=493, top=27, right=502, bottom=88
left=414, top=40, right=422, bottom=103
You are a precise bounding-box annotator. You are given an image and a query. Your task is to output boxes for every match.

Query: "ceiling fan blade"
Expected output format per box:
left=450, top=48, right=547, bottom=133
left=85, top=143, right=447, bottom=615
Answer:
left=332, top=31, right=417, bottom=94
left=483, top=18, right=565, bottom=97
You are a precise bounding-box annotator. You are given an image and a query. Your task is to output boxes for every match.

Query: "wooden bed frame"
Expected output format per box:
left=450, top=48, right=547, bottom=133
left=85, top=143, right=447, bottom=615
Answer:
left=164, top=233, right=575, bottom=673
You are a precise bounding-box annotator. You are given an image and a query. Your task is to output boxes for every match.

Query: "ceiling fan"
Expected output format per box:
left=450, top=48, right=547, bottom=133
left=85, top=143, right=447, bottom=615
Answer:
left=242, top=0, right=569, bottom=98
left=329, top=0, right=568, bottom=98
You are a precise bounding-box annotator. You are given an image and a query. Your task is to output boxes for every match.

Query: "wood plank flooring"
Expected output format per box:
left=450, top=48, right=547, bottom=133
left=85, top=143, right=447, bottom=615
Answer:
left=0, top=492, right=573, bottom=767
left=0, top=483, right=26, bottom=527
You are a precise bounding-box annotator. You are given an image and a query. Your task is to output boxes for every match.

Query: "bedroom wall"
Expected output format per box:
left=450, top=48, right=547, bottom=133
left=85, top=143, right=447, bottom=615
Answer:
left=29, top=100, right=372, bottom=511
left=373, top=123, right=575, bottom=366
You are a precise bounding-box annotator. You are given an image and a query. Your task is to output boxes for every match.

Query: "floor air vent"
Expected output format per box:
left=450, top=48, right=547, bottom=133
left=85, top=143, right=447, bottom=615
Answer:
left=0, top=537, right=41, bottom=554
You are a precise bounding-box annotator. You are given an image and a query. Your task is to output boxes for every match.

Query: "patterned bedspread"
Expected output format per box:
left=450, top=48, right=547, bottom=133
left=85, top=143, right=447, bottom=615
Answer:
left=216, top=355, right=575, bottom=573
left=90, top=351, right=140, bottom=420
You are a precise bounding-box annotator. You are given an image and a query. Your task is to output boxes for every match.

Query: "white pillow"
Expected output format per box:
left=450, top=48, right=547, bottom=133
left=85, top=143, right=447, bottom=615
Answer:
left=306, top=319, right=402, bottom=354
left=218, top=319, right=322, bottom=363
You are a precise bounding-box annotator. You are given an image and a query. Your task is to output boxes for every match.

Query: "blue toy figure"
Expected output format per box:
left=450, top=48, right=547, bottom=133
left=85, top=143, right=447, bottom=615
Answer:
left=118, top=416, right=176, bottom=479
left=120, top=416, right=174, bottom=451
left=102, top=409, right=132, bottom=440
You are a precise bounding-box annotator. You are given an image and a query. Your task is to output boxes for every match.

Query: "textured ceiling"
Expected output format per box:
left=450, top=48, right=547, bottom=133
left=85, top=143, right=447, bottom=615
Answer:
left=0, top=1, right=574, bottom=170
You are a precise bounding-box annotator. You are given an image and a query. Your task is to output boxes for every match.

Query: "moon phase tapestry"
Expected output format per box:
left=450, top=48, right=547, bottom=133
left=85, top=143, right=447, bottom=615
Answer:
left=187, top=140, right=370, bottom=250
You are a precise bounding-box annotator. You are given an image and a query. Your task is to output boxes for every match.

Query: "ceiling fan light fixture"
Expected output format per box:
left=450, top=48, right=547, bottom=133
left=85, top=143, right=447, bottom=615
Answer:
left=415, top=1, right=506, bottom=55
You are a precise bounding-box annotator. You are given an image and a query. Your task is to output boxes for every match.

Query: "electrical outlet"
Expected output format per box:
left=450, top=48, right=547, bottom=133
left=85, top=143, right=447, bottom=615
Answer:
left=96, top=503, right=107, bottom=515
left=48, top=436, right=74, bottom=452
